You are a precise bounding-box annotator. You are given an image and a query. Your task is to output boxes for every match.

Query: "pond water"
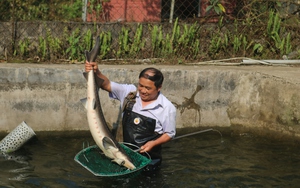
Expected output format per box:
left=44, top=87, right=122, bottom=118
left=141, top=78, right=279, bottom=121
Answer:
left=1, top=129, right=300, bottom=188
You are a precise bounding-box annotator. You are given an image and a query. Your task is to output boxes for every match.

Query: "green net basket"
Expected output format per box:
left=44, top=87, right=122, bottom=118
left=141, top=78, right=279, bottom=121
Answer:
left=74, top=143, right=151, bottom=177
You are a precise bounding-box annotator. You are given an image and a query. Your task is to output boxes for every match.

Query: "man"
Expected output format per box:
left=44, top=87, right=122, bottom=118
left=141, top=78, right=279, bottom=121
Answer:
left=85, top=62, right=176, bottom=171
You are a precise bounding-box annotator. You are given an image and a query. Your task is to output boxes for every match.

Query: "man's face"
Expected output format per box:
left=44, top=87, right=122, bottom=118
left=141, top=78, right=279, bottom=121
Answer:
left=138, top=76, right=161, bottom=102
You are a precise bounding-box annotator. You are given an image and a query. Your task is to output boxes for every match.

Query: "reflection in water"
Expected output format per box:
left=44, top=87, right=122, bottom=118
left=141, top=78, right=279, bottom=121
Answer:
left=0, top=149, right=34, bottom=182
left=0, top=131, right=300, bottom=187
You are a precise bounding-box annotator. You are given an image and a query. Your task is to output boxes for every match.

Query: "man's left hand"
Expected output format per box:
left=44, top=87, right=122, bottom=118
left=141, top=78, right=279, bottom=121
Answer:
left=140, top=140, right=156, bottom=153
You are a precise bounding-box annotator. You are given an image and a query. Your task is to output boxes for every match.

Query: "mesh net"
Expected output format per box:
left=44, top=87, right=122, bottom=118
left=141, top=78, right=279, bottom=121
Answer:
left=74, top=143, right=151, bottom=177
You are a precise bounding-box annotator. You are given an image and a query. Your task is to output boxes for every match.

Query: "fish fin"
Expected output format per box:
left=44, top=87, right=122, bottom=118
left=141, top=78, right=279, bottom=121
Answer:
left=85, top=50, right=90, bottom=63
left=92, top=98, right=97, bottom=110
left=102, top=137, right=117, bottom=150
left=84, top=37, right=103, bottom=87
left=83, top=72, right=88, bottom=80
left=80, top=97, right=97, bottom=110
left=85, top=36, right=100, bottom=62
left=80, top=98, right=88, bottom=109
left=112, top=158, right=125, bottom=166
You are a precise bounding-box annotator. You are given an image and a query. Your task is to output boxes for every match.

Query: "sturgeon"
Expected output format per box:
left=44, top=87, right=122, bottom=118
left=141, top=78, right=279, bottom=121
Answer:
left=81, top=36, right=136, bottom=170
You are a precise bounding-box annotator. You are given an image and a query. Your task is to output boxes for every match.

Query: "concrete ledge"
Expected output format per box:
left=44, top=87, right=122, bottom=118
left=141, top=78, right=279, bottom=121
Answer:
left=0, top=63, right=300, bottom=138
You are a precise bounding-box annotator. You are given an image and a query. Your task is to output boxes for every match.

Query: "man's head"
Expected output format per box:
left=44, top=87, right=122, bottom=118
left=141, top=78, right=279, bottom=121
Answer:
left=139, top=68, right=164, bottom=88
left=138, top=68, right=164, bottom=102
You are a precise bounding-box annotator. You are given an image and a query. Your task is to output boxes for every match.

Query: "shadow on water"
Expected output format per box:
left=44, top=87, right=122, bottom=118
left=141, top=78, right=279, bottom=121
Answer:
left=1, top=129, right=300, bottom=187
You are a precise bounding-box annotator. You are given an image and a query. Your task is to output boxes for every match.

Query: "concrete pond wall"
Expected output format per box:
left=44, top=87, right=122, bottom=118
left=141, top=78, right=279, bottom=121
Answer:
left=0, top=63, right=300, bottom=139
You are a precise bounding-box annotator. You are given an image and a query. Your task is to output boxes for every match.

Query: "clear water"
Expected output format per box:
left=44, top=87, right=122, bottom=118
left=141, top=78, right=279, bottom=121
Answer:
left=1, top=130, right=300, bottom=188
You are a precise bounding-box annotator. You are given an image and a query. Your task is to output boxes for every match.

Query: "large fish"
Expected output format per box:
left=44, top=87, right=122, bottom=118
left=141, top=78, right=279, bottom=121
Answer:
left=81, top=36, right=136, bottom=170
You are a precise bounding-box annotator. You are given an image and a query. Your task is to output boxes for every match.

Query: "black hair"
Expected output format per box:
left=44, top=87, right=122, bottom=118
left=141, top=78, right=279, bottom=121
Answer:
left=139, top=67, right=164, bottom=89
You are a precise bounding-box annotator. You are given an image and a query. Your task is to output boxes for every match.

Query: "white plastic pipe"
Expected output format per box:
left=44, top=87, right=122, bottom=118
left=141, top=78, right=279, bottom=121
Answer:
left=242, top=59, right=300, bottom=64
left=0, top=121, right=36, bottom=153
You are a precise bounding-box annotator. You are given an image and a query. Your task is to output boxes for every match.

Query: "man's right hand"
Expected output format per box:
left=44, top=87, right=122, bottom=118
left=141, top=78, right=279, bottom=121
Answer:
left=85, top=61, right=99, bottom=73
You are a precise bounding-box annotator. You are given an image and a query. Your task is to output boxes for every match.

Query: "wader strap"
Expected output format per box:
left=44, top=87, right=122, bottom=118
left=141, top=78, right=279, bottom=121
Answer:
left=122, top=91, right=137, bottom=112
left=121, top=91, right=162, bottom=163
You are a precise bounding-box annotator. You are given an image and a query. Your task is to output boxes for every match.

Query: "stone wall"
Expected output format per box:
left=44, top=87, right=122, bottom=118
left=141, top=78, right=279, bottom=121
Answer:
left=0, top=63, right=299, bottom=139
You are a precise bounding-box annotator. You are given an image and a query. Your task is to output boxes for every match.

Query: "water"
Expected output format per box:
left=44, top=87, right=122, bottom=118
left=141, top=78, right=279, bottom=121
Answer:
left=1, top=130, right=300, bottom=188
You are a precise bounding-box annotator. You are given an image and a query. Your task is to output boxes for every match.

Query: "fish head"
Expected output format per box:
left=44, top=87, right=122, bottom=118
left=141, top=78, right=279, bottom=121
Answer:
left=113, top=151, right=136, bottom=170
left=103, top=137, right=136, bottom=170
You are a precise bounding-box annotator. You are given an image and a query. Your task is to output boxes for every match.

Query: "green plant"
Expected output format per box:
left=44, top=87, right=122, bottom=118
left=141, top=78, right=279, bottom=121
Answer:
left=65, top=28, right=82, bottom=60
left=285, top=33, right=292, bottom=55
left=161, top=18, right=201, bottom=58
left=116, top=27, right=130, bottom=58
left=99, top=31, right=112, bottom=59
left=82, top=29, right=93, bottom=52
left=221, top=32, right=229, bottom=52
left=253, top=43, right=263, bottom=55
left=150, top=25, right=163, bottom=57
left=87, top=0, right=103, bottom=15
left=208, top=34, right=222, bottom=58
left=3, top=0, right=299, bottom=64
left=231, top=34, right=248, bottom=56
left=233, top=34, right=242, bottom=55
left=47, top=30, right=62, bottom=60
left=267, top=11, right=293, bottom=56
left=177, top=22, right=200, bottom=59
left=162, top=34, right=172, bottom=57
left=38, top=36, right=47, bottom=60
left=241, top=35, right=248, bottom=56
left=130, top=24, right=145, bottom=57
left=206, top=0, right=226, bottom=15
left=60, top=0, right=83, bottom=21
left=4, top=0, right=86, bottom=21
left=267, top=10, right=281, bottom=37
left=191, top=39, right=200, bottom=59
left=169, top=18, right=180, bottom=55
left=17, top=37, right=31, bottom=57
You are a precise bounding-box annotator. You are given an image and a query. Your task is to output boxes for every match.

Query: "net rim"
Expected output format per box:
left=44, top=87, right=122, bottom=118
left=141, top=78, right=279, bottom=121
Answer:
left=74, top=143, right=152, bottom=177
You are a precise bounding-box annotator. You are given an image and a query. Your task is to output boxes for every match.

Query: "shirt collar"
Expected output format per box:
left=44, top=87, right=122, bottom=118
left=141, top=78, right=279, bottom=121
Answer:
left=136, top=92, right=163, bottom=110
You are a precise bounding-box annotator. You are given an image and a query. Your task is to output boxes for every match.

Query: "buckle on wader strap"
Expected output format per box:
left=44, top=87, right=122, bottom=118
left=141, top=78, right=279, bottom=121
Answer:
left=122, top=91, right=137, bottom=112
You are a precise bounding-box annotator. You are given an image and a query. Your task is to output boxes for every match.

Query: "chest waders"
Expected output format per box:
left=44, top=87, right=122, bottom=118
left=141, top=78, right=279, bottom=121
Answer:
left=122, top=91, right=162, bottom=171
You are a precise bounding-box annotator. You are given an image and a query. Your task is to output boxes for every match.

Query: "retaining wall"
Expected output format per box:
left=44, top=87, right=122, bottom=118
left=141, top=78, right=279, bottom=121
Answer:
left=0, top=63, right=300, bottom=139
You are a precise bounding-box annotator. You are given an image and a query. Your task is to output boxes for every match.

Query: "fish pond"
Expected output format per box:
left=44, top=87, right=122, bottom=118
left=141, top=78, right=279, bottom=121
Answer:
left=1, top=129, right=300, bottom=188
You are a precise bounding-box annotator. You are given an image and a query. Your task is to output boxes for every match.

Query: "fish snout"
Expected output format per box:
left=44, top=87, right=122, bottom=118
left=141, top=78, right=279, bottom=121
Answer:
left=113, top=157, right=136, bottom=170
left=123, top=160, right=136, bottom=170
